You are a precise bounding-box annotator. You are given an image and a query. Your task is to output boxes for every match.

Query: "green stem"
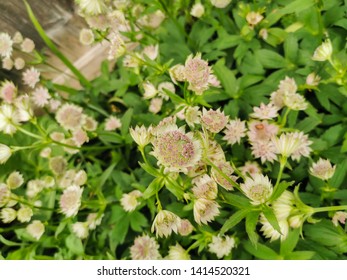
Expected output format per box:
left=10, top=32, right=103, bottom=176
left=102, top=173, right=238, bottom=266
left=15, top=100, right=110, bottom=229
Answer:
left=313, top=205, right=347, bottom=214
left=156, top=191, right=162, bottom=211
left=11, top=196, right=55, bottom=211
left=280, top=108, right=290, bottom=127
left=16, top=126, right=43, bottom=140
left=274, top=156, right=287, bottom=192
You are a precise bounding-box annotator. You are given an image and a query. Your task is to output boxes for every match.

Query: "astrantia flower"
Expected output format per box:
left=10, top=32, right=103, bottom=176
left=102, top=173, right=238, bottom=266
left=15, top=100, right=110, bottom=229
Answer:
left=130, top=125, right=152, bottom=148
left=210, top=0, right=232, bottom=8
left=260, top=214, right=289, bottom=242
left=86, top=213, right=103, bottom=230
left=208, top=235, right=236, bottom=259
left=0, top=183, right=10, bottom=207
left=2, top=57, right=13, bottom=70
left=178, top=219, right=194, bottom=236
left=138, top=10, right=165, bottom=29
left=272, top=133, right=301, bottom=159
left=151, top=125, right=201, bottom=173
left=0, top=104, right=20, bottom=135
left=151, top=210, right=181, bottom=238
left=306, top=72, right=321, bottom=86
left=223, top=118, right=247, bottom=145
left=272, top=190, right=295, bottom=220
left=193, top=198, right=220, bottom=225
left=149, top=98, right=163, bottom=114
left=0, top=33, right=13, bottom=58
left=278, top=76, right=297, bottom=95
left=32, top=86, right=51, bottom=107
left=6, top=171, right=24, bottom=189
left=288, top=214, right=305, bottom=229
left=190, top=3, right=205, bottom=18
left=250, top=140, right=277, bottom=163
left=240, top=161, right=261, bottom=178
left=72, top=128, right=89, bottom=146
left=0, top=80, right=17, bottom=103
left=49, top=156, right=67, bottom=175
left=26, top=220, right=45, bottom=240
left=142, top=81, right=157, bottom=99
left=79, top=28, right=94, bottom=45
left=120, top=190, right=142, bottom=212
left=59, top=185, right=83, bottom=217
left=26, top=179, right=44, bottom=198
left=167, top=244, right=190, bottom=260
left=0, top=208, right=16, bottom=223
left=56, top=103, right=85, bottom=131
left=130, top=235, right=161, bottom=260
left=312, top=39, right=333, bottom=61
left=14, top=94, right=33, bottom=122
left=0, top=144, right=12, bottom=165
left=309, top=158, right=336, bottom=181
left=250, top=103, right=278, bottom=120
left=246, top=11, right=264, bottom=27
left=83, top=116, right=98, bottom=131
left=14, top=57, right=25, bottom=70
left=284, top=93, right=308, bottom=111
left=78, top=0, right=108, bottom=15
left=107, top=31, right=126, bottom=60
left=105, top=115, right=121, bottom=131
left=211, top=160, right=237, bottom=191
left=248, top=120, right=279, bottom=143
left=184, top=53, right=212, bottom=94
left=169, top=64, right=185, bottom=84
left=17, top=206, right=33, bottom=223
left=20, top=38, right=35, bottom=53
left=13, top=32, right=23, bottom=44
left=201, top=108, right=228, bottom=133
left=192, top=174, right=218, bottom=200
left=332, top=211, right=347, bottom=227
left=142, top=44, right=159, bottom=60
left=22, top=67, right=40, bottom=88
left=72, top=222, right=89, bottom=239
left=241, top=174, right=273, bottom=205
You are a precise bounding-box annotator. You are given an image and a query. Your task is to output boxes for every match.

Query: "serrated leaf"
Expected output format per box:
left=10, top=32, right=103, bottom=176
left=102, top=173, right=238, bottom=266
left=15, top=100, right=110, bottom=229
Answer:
left=130, top=212, right=148, bottom=232
left=220, top=208, right=249, bottom=235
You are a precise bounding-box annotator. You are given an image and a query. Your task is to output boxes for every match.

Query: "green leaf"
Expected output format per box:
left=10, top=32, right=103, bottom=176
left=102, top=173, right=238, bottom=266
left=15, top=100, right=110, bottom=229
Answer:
left=98, top=163, right=117, bottom=190
left=211, top=35, right=241, bottom=50
left=262, top=205, right=282, bottom=234
left=130, top=212, right=148, bottom=232
left=138, top=162, right=161, bottom=177
left=243, top=241, right=280, bottom=260
left=142, top=177, right=164, bottom=199
left=163, top=88, right=186, bottom=104
left=280, top=228, right=300, bottom=256
left=0, top=234, right=21, bottom=246
left=220, top=208, right=249, bottom=235
left=255, top=49, right=287, bottom=69
left=109, top=218, right=129, bottom=251
left=329, top=158, right=347, bottom=189
left=213, top=59, right=238, bottom=98
left=285, top=251, right=315, bottom=260
left=98, top=131, right=124, bottom=144
left=295, top=116, right=321, bottom=133
left=65, top=234, right=84, bottom=255
left=245, top=211, right=260, bottom=247
left=221, top=190, right=252, bottom=209
left=284, top=34, right=298, bottom=62
left=120, top=108, right=133, bottom=136
left=164, top=177, right=184, bottom=200
left=271, top=181, right=295, bottom=202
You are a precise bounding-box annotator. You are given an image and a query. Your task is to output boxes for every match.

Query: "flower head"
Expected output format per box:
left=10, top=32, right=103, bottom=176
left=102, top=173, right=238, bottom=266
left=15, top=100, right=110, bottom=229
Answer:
left=250, top=103, right=278, bottom=120
left=107, top=31, right=126, bottom=60
left=208, top=235, right=236, bottom=259
left=6, top=171, right=24, bottom=189
left=0, top=104, right=20, bottom=135
left=312, top=39, right=333, bottom=61
left=246, top=11, right=264, bottom=27
left=260, top=214, right=289, bottom=242
left=248, top=120, right=279, bottom=143
left=120, top=190, right=142, bottom=212
left=192, top=174, right=218, bottom=200
left=130, top=125, right=152, bottom=148
left=14, top=57, right=25, bottom=70
left=240, top=161, right=261, bottom=178
left=17, top=206, right=33, bottom=223
left=142, top=81, right=157, bottom=99
left=167, top=244, right=190, bottom=260
left=21, top=38, right=35, bottom=53
left=86, top=213, right=103, bottom=230
left=0, top=144, right=12, bottom=164
left=169, top=64, right=185, bottom=84
left=142, top=44, right=159, bottom=60
left=178, top=219, right=194, bottom=236
left=211, top=160, right=237, bottom=191
left=59, top=185, right=83, bottom=217
left=149, top=97, right=163, bottom=114
left=105, top=115, right=122, bottom=131
left=0, top=33, right=13, bottom=58
left=201, top=108, right=228, bottom=133
left=191, top=3, right=205, bottom=18
left=130, top=234, right=161, bottom=260
left=223, top=118, right=247, bottom=145
left=22, top=67, right=40, bottom=88
left=210, top=0, right=232, bottom=8
left=0, top=80, right=17, bottom=103
left=193, top=198, right=220, bottom=225
left=56, top=103, right=85, bottom=131
left=0, top=208, right=16, bottom=223
left=332, top=211, right=347, bottom=227
left=151, top=210, right=181, bottom=238
left=241, top=174, right=273, bottom=205
left=72, top=222, right=89, bottom=239
left=32, top=86, right=51, bottom=108
left=250, top=140, right=277, bottom=163
left=26, top=220, right=45, bottom=240
left=78, top=0, right=108, bottom=15
left=79, top=28, right=94, bottom=45
left=309, top=158, right=336, bottom=181
left=0, top=183, right=10, bottom=207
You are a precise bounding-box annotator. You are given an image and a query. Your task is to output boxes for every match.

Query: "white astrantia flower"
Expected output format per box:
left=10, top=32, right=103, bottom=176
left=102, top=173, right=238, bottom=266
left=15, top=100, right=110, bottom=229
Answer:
left=22, top=67, right=40, bottom=88
left=72, top=222, right=89, bottom=239
left=104, top=115, right=122, bottom=131
left=120, top=190, right=142, bottom=212
left=192, top=174, right=218, bottom=200
left=0, top=80, right=17, bottom=104
left=169, top=64, right=185, bottom=84
left=142, top=44, right=159, bottom=60
left=312, top=39, right=333, bottom=62
left=240, top=174, right=273, bottom=205
left=14, top=57, right=25, bottom=70
left=26, top=220, right=45, bottom=240
left=246, top=11, right=264, bottom=27
left=130, top=125, right=152, bottom=148
left=17, top=206, right=33, bottom=223
left=211, top=160, right=237, bottom=191
left=0, top=104, right=20, bottom=135
left=79, top=28, right=94, bottom=45
left=59, top=185, right=83, bottom=218
left=306, top=72, right=321, bottom=86
left=151, top=124, right=201, bottom=174
left=184, top=106, right=201, bottom=127
left=86, top=213, right=104, bottom=230
left=272, top=133, right=301, bottom=159
left=157, top=81, right=175, bottom=100
left=309, top=158, right=336, bottom=181
left=250, top=103, right=279, bottom=120
left=77, top=0, right=108, bottom=15
left=283, top=92, right=308, bottom=111
left=107, top=31, right=126, bottom=60
left=151, top=210, right=181, bottom=238
left=130, top=234, right=161, bottom=260
left=0, top=208, right=16, bottom=223
left=193, top=198, right=220, bottom=225
left=208, top=235, right=236, bottom=259
left=210, top=0, right=232, bottom=9
left=32, top=86, right=51, bottom=108
left=0, top=33, right=13, bottom=58
left=149, top=98, right=163, bottom=114
left=56, top=103, right=85, bottom=131
left=0, top=144, right=12, bottom=164
left=332, top=211, right=347, bottom=227
left=0, top=183, right=11, bottom=207
left=166, top=244, right=190, bottom=260
left=272, top=190, right=295, bottom=220
left=190, top=3, right=205, bottom=18
left=142, top=81, right=157, bottom=99
left=201, top=108, right=228, bottom=133
left=223, top=118, right=247, bottom=145
left=240, top=161, right=261, bottom=178
left=14, top=94, right=34, bottom=122
left=6, top=171, right=24, bottom=189
left=20, top=38, right=35, bottom=53
left=260, top=213, right=289, bottom=242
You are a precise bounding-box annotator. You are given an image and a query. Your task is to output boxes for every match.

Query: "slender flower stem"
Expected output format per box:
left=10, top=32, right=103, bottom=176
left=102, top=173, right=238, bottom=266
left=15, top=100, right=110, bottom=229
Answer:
left=313, top=205, right=347, bottom=214
left=16, top=126, right=43, bottom=140
left=11, top=196, right=55, bottom=211
left=280, top=108, right=290, bottom=127
left=274, top=156, right=287, bottom=192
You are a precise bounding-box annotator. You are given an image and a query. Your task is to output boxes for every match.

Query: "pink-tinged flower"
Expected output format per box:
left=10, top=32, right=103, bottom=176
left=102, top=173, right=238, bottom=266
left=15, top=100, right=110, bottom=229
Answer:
left=240, top=161, right=261, bottom=178
left=83, top=116, right=98, bottom=131
left=104, top=115, right=122, bottom=131
left=49, top=156, right=67, bottom=175
left=79, top=28, right=94, bottom=45
left=208, top=235, right=236, bottom=259
left=72, top=128, right=89, bottom=146
left=202, top=137, right=226, bottom=163
left=259, top=28, right=268, bottom=40
left=278, top=76, right=297, bottom=95
left=178, top=219, right=194, bottom=236
left=72, top=222, right=89, bottom=239
left=26, top=220, right=45, bottom=240
left=151, top=125, right=201, bottom=173
left=223, top=118, right=247, bottom=145
left=20, top=38, right=35, bottom=53
left=201, top=108, right=228, bottom=133
left=184, top=53, right=212, bottom=94
left=14, top=94, right=33, bottom=122
left=312, top=39, right=333, bottom=62
left=246, top=11, right=264, bottom=27
left=332, top=211, right=347, bottom=227
left=208, top=74, right=221, bottom=87
left=14, top=57, right=25, bottom=70
left=149, top=97, right=163, bottom=114
left=250, top=103, right=279, bottom=120
left=270, top=90, right=284, bottom=109
left=22, top=67, right=40, bottom=88
left=2, top=57, right=13, bottom=70
left=85, top=14, right=110, bottom=31
left=169, top=64, right=185, bottom=84
left=241, top=174, right=273, bottom=205
left=0, top=183, right=11, bottom=206
left=151, top=210, right=181, bottom=238
left=167, top=244, right=190, bottom=260
left=0, top=33, right=13, bottom=58
left=59, top=185, right=83, bottom=217
left=194, top=198, right=220, bottom=225
left=138, top=10, right=165, bottom=29
left=130, top=234, right=161, bottom=260
left=248, top=120, right=279, bottom=142
left=107, top=31, right=126, bottom=60
left=142, top=44, right=159, bottom=60
left=56, top=103, right=85, bottom=131
left=210, top=0, right=232, bottom=8
left=47, top=99, right=61, bottom=113
left=13, top=32, right=23, bottom=44
left=211, top=160, right=237, bottom=191
left=192, top=174, right=218, bottom=200
left=260, top=213, right=289, bottom=242
left=250, top=140, right=277, bottom=163
left=0, top=104, right=20, bottom=135
left=86, top=213, right=103, bottom=230
left=32, top=86, right=51, bottom=107
left=120, top=190, right=142, bottom=212
left=63, top=138, right=80, bottom=155
left=142, top=81, right=157, bottom=99
left=309, top=158, right=335, bottom=181
left=191, top=3, right=205, bottom=18
left=6, top=171, right=24, bottom=189
left=306, top=72, right=321, bottom=86
left=0, top=80, right=17, bottom=103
